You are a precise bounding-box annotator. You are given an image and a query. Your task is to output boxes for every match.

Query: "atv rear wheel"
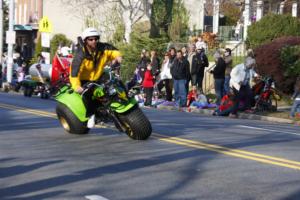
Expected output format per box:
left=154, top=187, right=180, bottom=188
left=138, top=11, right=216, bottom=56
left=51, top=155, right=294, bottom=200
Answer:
left=118, top=107, right=152, bottom=140
left=56, top=102, right=89, bottom=134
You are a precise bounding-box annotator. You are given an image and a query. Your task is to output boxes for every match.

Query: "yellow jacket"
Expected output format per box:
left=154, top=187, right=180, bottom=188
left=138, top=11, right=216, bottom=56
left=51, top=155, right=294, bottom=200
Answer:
left=69, top=42, right=121, bottom=90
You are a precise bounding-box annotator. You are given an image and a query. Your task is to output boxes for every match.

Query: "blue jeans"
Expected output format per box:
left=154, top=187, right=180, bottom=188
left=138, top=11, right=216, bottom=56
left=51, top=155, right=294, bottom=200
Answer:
left=290, top=99, right=300, bottom=117
left=173, top=79, right=187, bottom=107
left=214, top=78, right=224, bottom=105
left=224, top=75, right=230, bottom=95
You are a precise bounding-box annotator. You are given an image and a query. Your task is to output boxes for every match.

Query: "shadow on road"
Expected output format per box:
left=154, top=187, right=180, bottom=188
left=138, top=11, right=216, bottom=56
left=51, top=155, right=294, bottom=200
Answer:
left=0, top=149, right=213, bottom=200
left=0, top=160, right=64, bottom=179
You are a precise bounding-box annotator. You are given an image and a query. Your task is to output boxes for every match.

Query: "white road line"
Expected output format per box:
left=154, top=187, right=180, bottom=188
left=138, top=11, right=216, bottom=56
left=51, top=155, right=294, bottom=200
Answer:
left=236, top=125, right=300, bottom=136
left=85, top=195, right=110, bottom=200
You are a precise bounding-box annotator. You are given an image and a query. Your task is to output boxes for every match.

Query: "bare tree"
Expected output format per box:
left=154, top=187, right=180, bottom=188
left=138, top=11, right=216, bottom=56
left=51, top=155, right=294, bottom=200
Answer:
left=114, top=0, right=152, bottom=42
left=59, top=0, right=152, bottom=43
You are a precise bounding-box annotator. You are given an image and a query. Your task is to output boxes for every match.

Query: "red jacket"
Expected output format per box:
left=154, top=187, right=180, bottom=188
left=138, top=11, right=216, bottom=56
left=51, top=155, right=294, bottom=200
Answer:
left=187, top=90, right=197, bottom=102
left=142, top=70, right=154, bottom=88
left=219, top=95, right=234, bottom=111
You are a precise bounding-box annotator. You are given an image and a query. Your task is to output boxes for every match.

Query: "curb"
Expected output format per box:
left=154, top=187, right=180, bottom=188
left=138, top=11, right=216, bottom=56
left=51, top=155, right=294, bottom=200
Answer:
left=1, top=90, right=297, bottom=125
left=156, top=105, right=296, bottom=124
left=237, top=113, right=294, bottom=124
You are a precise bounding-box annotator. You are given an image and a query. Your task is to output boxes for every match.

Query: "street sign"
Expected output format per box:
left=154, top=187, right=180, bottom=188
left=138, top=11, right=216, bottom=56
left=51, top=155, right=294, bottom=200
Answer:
left=41, top=32, right=50, bottom=48
left=39, top=16, right=53, bottom=33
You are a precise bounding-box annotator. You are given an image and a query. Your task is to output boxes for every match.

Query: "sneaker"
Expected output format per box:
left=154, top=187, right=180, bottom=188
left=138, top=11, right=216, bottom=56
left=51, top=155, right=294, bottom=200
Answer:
left=244, top=109, right=254, bottom=114
left=229, top=113, right=238, bottom=118
left=87, top=114, right=95, bottom=128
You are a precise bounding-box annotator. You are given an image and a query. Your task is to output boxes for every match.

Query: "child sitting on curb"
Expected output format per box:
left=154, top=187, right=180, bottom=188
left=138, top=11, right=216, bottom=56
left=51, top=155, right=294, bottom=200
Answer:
left=187, top=86, right=208, bottom=111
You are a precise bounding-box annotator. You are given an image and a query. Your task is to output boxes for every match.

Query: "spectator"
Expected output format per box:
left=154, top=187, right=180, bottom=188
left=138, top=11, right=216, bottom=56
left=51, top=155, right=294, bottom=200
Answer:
left=246, top=48, right=255, bottom=59
left=137, top=49, right=150, bottom=80
left=143, top=63, right=154, bottom=107
left=181, top=46, right=188, bottom=60
left=17, top=62, right=26, bottom=82
left=21, top=43, right=30, bottom=63
left=191, top=45, right=209, bottom=93
left=213, top=88, right=236, bottom=116
left=187, top=44, right=196, bottom=94
left=195, top=36, right=207, bottom=52
left=169, top=47, right=176, bottom=63
left=0, top=63, right=2, bottom=88
left=187, top=85, right=198, bottom=107
left=126, top=67, right=142, bottom=91
left=171, top=50, right=190, bottom=107
left=157, top=52, right=173, bottom=101
left=234, top=20, right=242, bottom=41
left=181, top=46, right=191, bottom=93
left=230, top=57, right=259, bottom=116
left=187, top=85, right=208, bottom=109
left=210, top=50, right=226, bottom=105
left=14, top=62, right=26, bottom=91
left=187, top=44, right=196, bottom=69
left=224, top=48, right=233, bottom=95
left=150, top=50, right=160, bottom=77
left=290, top=76, right=300, bottom=118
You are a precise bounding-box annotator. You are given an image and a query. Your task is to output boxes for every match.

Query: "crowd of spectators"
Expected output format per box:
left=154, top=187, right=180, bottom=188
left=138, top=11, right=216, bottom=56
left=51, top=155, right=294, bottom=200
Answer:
left=127, top=39, right=300, bottom=119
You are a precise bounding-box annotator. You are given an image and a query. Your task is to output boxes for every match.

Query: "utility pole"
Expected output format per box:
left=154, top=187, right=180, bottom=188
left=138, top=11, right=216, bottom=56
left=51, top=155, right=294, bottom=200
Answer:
left=0, top=0, right=3, bottom=65
left=213, top=0, right=219, bottom=34
left=256, top=1, right=263, bottom=21
left=243, top=0, right=251, bottom=41
left=279, top=2, right=284, bottom=14
left=199, top=0, right=206, bottom=33
left=292, top=3, right=297, bottom=17
left=6, top=0, right=15, bottom=83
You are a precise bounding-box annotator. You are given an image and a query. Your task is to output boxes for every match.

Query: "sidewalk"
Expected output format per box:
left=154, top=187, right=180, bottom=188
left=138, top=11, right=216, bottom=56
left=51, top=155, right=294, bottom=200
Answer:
left=156, top=105, right=299, bottom=125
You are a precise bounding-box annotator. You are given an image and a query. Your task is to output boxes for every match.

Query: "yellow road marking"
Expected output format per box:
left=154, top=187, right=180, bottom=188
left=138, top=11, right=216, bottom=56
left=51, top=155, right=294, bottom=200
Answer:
left=0, top=103, right=57, bottom=118
left=153, top=134, right=300, bottom=170
left=1, top=102, right=300, bottom=170
left=153, top=134, right=300, bottom=166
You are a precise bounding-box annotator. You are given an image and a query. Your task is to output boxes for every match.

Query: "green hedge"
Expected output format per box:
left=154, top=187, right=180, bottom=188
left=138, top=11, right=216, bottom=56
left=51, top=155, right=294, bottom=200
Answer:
left=50, top=34, right=72, bottom=60
left=247, top=14, right=300, bottom=48
left=280, top=45, right=300, bottom=76
left=32, top=33, right=72, bottom=64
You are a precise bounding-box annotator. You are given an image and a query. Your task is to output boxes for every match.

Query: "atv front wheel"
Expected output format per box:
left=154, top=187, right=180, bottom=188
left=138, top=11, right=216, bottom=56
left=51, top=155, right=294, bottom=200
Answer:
left=56, top=102, right=89, bottom=134
left=118, top=107, right=152, bottom=140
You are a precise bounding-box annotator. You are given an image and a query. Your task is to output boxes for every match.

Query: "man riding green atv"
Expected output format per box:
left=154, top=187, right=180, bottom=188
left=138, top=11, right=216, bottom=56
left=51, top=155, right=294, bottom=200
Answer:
left=54, top=28, right=152, bottom=140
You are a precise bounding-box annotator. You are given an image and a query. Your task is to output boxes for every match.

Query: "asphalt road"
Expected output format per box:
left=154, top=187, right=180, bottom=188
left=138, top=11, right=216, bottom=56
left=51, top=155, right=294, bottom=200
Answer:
left=0, top=92, right=300, bottom=200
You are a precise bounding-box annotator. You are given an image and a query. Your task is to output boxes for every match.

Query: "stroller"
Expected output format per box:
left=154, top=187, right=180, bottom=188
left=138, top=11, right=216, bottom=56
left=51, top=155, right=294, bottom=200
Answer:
left=252, top=76, right=280, bottom=112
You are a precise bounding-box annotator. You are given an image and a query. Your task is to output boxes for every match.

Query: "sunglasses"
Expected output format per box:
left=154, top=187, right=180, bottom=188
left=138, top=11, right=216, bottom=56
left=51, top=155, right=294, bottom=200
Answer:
left=87, top=38, right=98, bottom=42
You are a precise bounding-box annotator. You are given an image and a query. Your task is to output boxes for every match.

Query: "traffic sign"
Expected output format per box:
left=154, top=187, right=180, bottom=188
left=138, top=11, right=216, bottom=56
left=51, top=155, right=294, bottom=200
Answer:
left=39, top=16, right=53, bottom=33
left=41, top=32, right=50, bottom=48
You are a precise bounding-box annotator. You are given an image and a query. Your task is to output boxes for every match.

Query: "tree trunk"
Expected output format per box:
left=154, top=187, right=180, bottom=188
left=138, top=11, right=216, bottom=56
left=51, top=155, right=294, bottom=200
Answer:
left=122, top=9, right=132, bottom=43
left=150, top=2, right=160, bottom=38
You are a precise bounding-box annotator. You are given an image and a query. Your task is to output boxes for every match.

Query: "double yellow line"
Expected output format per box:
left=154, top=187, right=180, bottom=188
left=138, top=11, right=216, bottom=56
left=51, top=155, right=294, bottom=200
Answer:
left=153, top=134, right=300, bottom=170
left=0, top=103, right=57, bottom=118
left=1, top=102, right=300, bottom=171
